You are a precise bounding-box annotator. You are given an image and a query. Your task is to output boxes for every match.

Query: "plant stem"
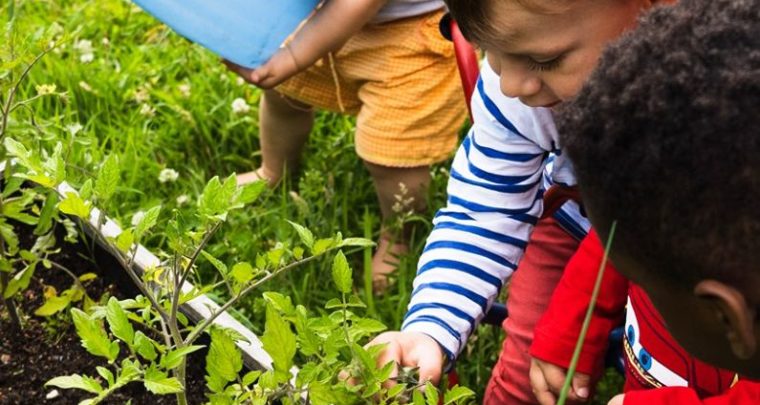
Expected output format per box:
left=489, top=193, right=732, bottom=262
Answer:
left=0, top=271, right=22, bottom=330
left=184, top=251, right=328, bottom=345
left=557, top=221, right=617, bottom=405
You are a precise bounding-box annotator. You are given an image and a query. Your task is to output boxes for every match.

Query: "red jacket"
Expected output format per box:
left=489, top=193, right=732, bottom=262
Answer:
left=529, top=230, right=760, bottom=404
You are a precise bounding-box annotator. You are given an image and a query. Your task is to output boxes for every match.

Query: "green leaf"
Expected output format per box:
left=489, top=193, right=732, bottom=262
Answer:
left=311, top=238, right=335, bottom=255
left=200, top=250, right=227, bottom=275
left=106, top=297, right=134, bottom=345
left=43, top=142, right=66, bottom=185
left=133, top=331, right=158, bottom=361
left=262, top=292, right=295, bottom=316
left=331, top=251, right=352, bottom=294
left=234, top=180, right=266, bottom=205
left=4, top=137, right=41, bottom=173
left=94, top=154, right=119, bottom=201
left=260, top=303, right=296, bottom=375
left=134, top=205, right=161, bottom=240
left=339, top=237, right=375, bottom=248
left=114, top=229, right=134, bottom=253
left=425, top=381, right=440, bottom=405
left=444, top=385, right=476, bottom=404
left=71, top=308, right=119, bottom=362
left=229, top=261, right=254, bottom=284
left=161, top=345, right=204, bottom=370
left=96, top=366, right=115, bottom=387
left=241, top=370, right=262, bottom=386
left=206, top=328, right=243, bottom=392
left=4, top=262, right=36, bottom=299
left=34, top=192, right=57, bottom=236
left=79, top=179, right=94, bottom=201
left=0, top=220, right=19, bottom=255
left=287, top=221, right=314, bottom=249
left=143, top=367, right=183, bottom=394
left=34, top=294, right=71, bottom=316
left=58, top=192, right=91, bottom=219
left=46, top=374, right=103, bottom=394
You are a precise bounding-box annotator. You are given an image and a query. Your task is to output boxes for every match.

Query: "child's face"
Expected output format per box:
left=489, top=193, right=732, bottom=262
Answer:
left=479, top=0, right=653, bottom=107
left=590, top=218, right=760, bottom=379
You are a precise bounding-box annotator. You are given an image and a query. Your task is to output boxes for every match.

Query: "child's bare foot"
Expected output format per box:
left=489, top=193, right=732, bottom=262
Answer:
left=236, top=167, right=277, bottom=187
left=372, top=237, right=409, bottom=294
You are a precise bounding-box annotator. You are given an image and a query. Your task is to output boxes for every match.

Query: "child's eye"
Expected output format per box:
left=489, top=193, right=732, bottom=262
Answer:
left=526, top=55, right=563, bottom=72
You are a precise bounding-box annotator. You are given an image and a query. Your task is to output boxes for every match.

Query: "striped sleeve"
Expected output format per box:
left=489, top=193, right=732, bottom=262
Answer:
left=401, top=73, right=554, bottom=360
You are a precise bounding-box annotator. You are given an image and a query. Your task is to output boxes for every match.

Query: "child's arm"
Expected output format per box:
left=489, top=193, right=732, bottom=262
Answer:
left=529, top=230, right=629, bottom=404
left=368, top=61, right=562, bottom=384
left=610, top=380, right=760, bottom=405
left=226, top=0, right=388, bottom=89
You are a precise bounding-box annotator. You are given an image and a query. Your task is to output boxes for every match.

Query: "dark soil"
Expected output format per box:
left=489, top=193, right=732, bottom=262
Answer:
left=0, top=225, right=209, bottom=404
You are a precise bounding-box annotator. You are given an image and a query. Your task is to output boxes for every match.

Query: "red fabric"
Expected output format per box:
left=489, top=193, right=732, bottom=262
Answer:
left=530, top=230, right=760, bottom=404
left=485, top=217, right=580, bottom=405
left=530, top=231, right=627, bottom=375
left=623, top=381, right=760, bottom=405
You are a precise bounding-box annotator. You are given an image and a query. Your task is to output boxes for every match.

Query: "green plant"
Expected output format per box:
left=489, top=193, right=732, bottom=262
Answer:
left=6, top=138, right=476, bottom=404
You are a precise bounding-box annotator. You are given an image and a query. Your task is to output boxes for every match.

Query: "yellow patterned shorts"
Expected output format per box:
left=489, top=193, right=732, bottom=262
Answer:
left=276, top=9, right=467, bottom=167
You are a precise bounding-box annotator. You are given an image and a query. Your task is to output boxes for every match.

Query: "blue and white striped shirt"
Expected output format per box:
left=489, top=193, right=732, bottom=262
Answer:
left=401, top=62, right=590, bottom=360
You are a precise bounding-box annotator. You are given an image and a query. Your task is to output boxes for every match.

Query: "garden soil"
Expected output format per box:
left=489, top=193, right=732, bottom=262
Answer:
left=0, top=226, right=209, bottom=404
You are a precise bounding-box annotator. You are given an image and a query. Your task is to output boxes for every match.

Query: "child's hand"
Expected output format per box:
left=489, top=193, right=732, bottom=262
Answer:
left=223, top=46, right=300, bottom=89
left=365, top=331, right=445, bottom=387
left=530, top=358, right=591, bottom=405
left=607, top=394, right=624, bottom=405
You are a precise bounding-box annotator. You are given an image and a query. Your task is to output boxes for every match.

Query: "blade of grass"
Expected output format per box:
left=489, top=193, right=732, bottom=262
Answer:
left=557, top=221, right=617, bottom=405
left=362, top=206, right=376, bottom=316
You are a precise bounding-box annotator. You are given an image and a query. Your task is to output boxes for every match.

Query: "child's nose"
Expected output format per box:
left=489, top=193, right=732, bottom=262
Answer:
left=499, top=71, right=542, bottom=100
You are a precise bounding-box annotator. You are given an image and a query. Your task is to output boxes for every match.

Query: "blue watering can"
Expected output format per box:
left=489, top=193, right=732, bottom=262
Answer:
left=132, top=0, right=320, bottom=68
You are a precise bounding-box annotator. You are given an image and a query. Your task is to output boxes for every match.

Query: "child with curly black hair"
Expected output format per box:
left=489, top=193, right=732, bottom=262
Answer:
left=530, top=0, right=760, bottom=403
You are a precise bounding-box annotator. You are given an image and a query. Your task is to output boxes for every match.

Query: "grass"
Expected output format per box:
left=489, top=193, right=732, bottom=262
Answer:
left=2, top=0, right=622, bottom=401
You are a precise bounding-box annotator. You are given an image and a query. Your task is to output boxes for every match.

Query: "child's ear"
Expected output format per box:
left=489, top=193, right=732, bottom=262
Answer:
left=694, top=280, right=757, bottom=359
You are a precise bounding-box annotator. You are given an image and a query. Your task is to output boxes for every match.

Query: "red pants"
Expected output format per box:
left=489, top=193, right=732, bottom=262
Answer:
left=484, top=217, right=581, bottom=405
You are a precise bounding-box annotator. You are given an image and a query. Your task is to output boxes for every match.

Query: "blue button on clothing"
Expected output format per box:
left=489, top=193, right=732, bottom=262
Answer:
left=638, top=347, right=653, bottom=371
left=132, top=0, right=320, bottom=68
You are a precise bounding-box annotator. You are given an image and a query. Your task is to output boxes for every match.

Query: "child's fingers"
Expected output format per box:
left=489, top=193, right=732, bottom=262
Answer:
left=530, top=360, right=557, bottom=405
left=413, top=342, right=444, bottom=385
left=367, top=333, right=402, bottom=388
left=571, top=373, right=591, bottom=400
left=607, top=394, right=625, bottom=405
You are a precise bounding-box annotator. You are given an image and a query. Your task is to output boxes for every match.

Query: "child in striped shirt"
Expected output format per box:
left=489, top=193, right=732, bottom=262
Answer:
left=368, top=0, right=673, bottom=403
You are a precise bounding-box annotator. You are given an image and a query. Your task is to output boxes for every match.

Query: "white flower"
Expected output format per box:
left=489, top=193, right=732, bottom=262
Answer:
left=139, top=103, right=155, bottom=117
left=74, top=39, right=94, bottom=63
left=176, top=194, right=190, bottom=206
left=36, top=84, right=57, bottom=95
left=231, top=97, right=250, bottom=115
left=101, top=37, right=110, bottom=46
left=80, top=52, right=94, bottom=63
left=131, top=211, right=146, bottom=227
left=79, top=81, right=93, bottom=92
left=74, top=39, right=93, bottom=53
left=66, top=123, right=83, bottom=136
left=178, top=83, right=191, bottom=98
left=133, top=86, right=150, bottom=103
left=158, top=168, right=179, bottom=183
left=236, top=77, right=245, bottom=86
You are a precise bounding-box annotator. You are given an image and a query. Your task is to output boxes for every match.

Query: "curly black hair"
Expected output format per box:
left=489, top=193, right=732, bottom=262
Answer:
left=559, top=0, right=760, bottom=288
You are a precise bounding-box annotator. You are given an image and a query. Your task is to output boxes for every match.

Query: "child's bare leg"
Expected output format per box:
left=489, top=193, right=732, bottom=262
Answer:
left=363, top=161, right=431, bottom=293
left=237, top=89, right=314, bottom=186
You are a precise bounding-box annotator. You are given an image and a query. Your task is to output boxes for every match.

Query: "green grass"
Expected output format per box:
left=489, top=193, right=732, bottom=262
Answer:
left=2, top=0, right=621, bottom=401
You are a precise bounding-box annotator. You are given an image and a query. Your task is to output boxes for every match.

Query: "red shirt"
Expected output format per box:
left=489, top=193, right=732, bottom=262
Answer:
left=529, top=230, right=760, bottom=404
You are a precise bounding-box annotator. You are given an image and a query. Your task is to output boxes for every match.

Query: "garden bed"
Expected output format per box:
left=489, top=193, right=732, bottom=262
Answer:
left=0, top=224, right=209, bottom=404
